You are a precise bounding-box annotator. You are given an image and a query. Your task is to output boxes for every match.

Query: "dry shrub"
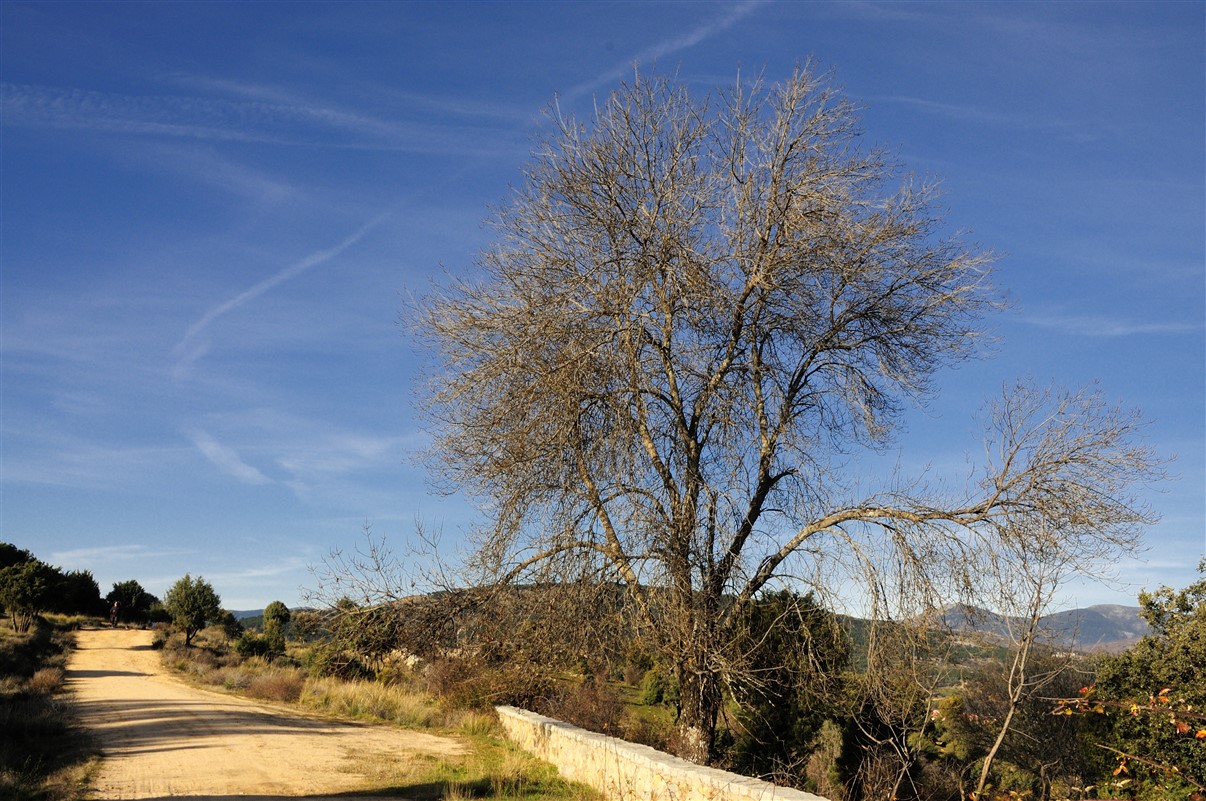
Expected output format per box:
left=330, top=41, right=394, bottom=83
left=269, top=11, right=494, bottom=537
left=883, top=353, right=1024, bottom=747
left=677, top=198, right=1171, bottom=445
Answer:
left=540, top=676, right=623, bottom=736
left=214, top=666, right=251, bottom=691
left=616, top=715, right=669, bottom=751
left=246, top=669, right=305, bottom=704
left=26, top=667, right=64, bottom=695
left=427, top=656, right=556, bottom=711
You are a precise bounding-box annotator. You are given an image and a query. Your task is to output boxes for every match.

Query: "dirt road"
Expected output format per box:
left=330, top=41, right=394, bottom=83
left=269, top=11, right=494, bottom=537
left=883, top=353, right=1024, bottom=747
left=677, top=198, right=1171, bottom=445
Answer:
left=68, top=627, right=464, bottom=799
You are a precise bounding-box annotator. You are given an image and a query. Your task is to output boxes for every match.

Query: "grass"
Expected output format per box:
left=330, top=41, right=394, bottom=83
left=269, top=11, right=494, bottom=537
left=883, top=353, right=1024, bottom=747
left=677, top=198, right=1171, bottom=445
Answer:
left=160, top=628, right=600, bottom=801
left=0, top=615, right=99, bottom=801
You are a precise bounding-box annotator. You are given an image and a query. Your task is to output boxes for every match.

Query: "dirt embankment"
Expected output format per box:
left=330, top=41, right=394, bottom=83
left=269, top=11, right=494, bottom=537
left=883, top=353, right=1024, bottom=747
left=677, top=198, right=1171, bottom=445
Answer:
left=68, top=627, right=464, bottom=799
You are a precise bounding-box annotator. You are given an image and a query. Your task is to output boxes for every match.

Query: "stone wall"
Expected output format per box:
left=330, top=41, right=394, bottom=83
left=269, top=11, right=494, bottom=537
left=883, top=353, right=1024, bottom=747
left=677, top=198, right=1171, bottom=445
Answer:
left=494, top=705, right=831, bottom=801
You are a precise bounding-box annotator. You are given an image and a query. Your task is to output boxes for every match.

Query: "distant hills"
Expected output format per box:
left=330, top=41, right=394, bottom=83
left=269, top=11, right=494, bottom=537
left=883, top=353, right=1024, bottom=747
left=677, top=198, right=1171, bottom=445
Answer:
left=941, top=603, right=1150, bottom=653
left=228, top=601, right=1149, bottom=654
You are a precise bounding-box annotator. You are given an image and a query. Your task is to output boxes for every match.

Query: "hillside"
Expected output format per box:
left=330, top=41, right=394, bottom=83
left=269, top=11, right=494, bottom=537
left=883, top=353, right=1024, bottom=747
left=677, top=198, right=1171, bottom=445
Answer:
left=942, top=603, right=1149, bottom=653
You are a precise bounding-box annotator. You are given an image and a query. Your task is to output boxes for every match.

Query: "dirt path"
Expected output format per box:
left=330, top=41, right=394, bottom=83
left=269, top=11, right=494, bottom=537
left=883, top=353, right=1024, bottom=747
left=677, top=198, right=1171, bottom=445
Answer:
left=68, top=627, right=464, bottom=799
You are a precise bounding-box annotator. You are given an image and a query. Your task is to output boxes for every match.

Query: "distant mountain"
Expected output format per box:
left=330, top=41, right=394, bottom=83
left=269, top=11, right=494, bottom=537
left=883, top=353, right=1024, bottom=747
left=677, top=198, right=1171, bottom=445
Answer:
left=1039, top=605, right=1151, bottom=652
left=941, top=603, right=1149, bottom=653
left=230, top=609, right=265, bottom=620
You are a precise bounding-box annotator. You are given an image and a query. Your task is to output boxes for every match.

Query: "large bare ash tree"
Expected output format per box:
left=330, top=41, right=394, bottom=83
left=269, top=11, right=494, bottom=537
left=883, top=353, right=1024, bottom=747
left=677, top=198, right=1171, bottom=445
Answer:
left=418, top=67, right=1161, bottom=763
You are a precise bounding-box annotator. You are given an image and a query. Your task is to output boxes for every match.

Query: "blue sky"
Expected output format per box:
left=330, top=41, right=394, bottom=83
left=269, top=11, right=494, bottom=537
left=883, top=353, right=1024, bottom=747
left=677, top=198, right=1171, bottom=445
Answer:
left=2, top=1, right=1202, bottom=611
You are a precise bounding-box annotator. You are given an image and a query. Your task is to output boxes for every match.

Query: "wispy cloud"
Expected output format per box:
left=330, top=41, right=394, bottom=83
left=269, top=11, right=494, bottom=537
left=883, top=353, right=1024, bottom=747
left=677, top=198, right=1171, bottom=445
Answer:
left=871, top=94, right=1103, bottom=141
left=172, top=208, right=392, bottom=377
left=1020, top=313, right=1202, bottom=338
left=873, top=95, right=1022, bottom=127
left=0, top=427, right=188, bottom=490
left=177, top=75, right=532, bottom=128
left=188, top=430, right=272, bottom=485
left=276, top=432, right=412, bottom=478
left=131, top=142, right=299, bottom=205
left=1, top=82, right=523, bottom=156
left=49, top=544, right=167, bottom=565
left=563, top=0, right=767, bottom=102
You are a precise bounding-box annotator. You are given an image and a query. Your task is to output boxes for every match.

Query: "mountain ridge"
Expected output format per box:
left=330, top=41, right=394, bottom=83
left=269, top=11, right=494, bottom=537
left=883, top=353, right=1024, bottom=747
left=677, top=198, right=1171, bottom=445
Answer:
left=941, top=602, right=1149, bottom=653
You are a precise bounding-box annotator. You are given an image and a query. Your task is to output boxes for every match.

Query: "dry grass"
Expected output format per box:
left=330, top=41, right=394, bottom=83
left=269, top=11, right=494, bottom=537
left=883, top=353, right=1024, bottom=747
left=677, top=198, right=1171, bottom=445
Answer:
left=302, top=675, right=444, bottom=728
left=246, top=669, right=306, bottom=703
left=0, top=616, right=99, bottom=801
left=27, top=666, right=65, bottom=695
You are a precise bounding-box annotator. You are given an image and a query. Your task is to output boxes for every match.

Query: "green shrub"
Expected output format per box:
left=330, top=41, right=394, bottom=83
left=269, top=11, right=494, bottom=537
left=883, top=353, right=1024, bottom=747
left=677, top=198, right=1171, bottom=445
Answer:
left=639, top=670, right=666, bottom=705
left=235, top=632, right=272, bottom=659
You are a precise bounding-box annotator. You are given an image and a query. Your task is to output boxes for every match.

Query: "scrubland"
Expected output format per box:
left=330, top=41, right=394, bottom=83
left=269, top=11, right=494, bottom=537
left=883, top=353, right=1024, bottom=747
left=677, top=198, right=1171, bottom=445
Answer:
left=0, top=616, right=97, bottom=801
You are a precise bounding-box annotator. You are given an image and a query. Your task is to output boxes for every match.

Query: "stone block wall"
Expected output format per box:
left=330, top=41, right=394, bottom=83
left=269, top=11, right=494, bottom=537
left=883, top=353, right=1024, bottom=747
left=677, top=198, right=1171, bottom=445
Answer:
left=494, top=705, right=831, bottom=801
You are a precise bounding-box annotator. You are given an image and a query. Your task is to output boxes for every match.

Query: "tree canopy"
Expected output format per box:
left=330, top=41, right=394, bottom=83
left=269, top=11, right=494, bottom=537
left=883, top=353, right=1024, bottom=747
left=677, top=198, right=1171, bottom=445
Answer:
left=107, top=579, right=161, bottom=626
left=163, top=574, right=222, bottom=646
left=417, top=67, right=1163, bottom=763
left=0, top=560, right=61, bottom=632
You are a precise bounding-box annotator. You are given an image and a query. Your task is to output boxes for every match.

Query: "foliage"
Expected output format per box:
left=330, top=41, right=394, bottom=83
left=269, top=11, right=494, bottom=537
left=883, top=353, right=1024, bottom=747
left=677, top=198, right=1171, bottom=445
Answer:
left=215, top=609, right=244, bottom=641
left=928, top=650, right=1090, bottom=799
left=1059, top=563, right=1206, bottom=797
left=0, top=543, right=35, bottom=572
left=263, top=601, right=291, bottom=632
left=105, top=579, right=161, bottom=626
left=0, top=545, right=105, bottom=629
left=55, top=570, right=102, bottom=617
left=163, top=574, right=222, bottom=647
left=725, top=591, right=849, bottom=786
left=415, top=64, right=1162, bottom=764
left=0, top=560, right=62, bottom=632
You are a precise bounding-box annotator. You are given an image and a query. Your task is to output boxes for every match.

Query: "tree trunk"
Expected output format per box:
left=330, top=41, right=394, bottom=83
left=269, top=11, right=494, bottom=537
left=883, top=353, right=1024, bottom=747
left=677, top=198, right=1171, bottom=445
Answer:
left=675, top=657, right=722, bottom=764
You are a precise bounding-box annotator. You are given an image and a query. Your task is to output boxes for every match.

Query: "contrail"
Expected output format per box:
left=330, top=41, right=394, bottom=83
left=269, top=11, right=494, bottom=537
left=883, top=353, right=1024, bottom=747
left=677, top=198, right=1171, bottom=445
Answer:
left=562, top=0, right=767, bottom=102
left=173, top=208, right=393, bottom=374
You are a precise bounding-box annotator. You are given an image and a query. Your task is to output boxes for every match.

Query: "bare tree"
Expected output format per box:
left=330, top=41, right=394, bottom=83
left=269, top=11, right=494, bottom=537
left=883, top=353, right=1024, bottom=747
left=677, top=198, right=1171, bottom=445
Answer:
left=416, top=67, right=1163, bottom=763
left=970, top=537, right=1071, bottom=798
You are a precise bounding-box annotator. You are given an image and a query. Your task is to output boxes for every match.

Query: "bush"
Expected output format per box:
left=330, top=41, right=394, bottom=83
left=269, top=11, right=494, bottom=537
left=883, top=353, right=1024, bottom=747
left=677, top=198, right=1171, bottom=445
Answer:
left=26, top=667, right=64, bottom=695
left=425, top=655, right=556, bottom=711
left=305, top=643, right=372, bottom=681
left=542, top=676, right=624, bottom=736
left=235, top=632, right=271, bottom=659
left=640, top=669, right=667, bottom=705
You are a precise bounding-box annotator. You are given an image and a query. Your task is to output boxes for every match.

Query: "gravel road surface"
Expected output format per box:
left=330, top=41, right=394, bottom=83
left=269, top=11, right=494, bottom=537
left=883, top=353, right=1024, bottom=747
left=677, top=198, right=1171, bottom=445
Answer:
left=68, top=627, right=464, bottom=799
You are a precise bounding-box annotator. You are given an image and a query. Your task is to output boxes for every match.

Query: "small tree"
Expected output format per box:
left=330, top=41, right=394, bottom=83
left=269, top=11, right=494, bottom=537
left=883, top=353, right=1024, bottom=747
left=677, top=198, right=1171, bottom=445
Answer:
left=216, top=609, right=244, bottom=641
left=262, top=600, right=291, bottom=658
left=726, top=590, right=849, bottom=785
left=56, top=569, right=103, bottom=616
left=0, top=560, right=60, bottom=632
left=263, top=601, right=291, bottom=634
left=106, top=579, right=159, bottom=627
left=163, top=574, right=222, bottom=647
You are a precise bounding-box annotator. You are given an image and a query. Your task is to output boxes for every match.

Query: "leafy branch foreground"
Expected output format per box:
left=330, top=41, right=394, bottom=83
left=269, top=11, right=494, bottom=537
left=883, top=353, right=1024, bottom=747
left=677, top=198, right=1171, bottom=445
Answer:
left=159, top=628, right=598, bottom=801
